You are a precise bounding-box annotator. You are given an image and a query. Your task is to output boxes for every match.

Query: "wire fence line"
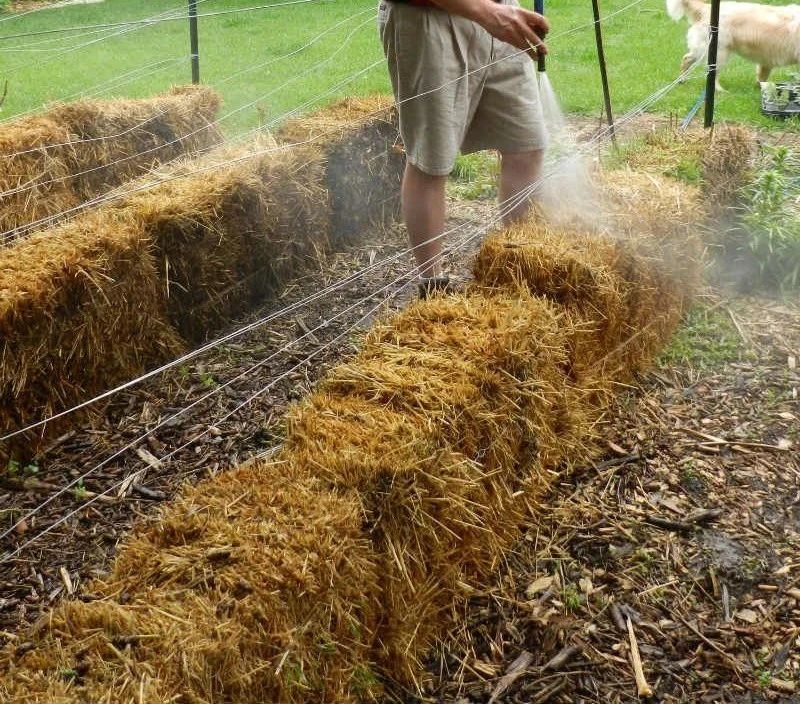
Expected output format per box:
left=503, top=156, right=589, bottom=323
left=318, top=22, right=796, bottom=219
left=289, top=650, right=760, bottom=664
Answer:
left=0, top=0, right=324, bottom=43
left=0, top=10, right=373, bottom=167
left=0, top=0, right=652, bottom=243
left=0, top=0, right=706, bottom=562
left=0, top=50, right=705, bottom=558
left=0, top=140, right=575, bottom=562
left=0, top=0, right=679, bottom=440
left=0, top=2, right=200, bottom=75
left=0, top=11, right=377, bottom=198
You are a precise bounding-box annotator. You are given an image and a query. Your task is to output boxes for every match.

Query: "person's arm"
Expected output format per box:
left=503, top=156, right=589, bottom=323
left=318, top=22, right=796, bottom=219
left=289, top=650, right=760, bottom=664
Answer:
left=430, top=0, right=549, bottom=53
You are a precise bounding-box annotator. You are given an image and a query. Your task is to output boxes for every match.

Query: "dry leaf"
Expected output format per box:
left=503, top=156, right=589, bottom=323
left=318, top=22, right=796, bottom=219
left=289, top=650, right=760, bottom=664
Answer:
left=526, top=575, right=554, bottom=599
left=734, top=608, right=758, bottom=624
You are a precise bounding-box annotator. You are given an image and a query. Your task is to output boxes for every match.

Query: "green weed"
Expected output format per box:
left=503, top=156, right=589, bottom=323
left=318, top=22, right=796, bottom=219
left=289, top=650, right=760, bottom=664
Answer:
left=659, top=306, right=742, bottom=370
left=350, top=664, right=379, bottom=696
left=756, top=666, right=772, bottom=691
left=739, top=146, right=800, bottom=290
left=4, top=459, right=38, bottom=479
left=57, top=668, right=78, bottom=682
left=73, top=480, right=88, bottom=501
left=281, top=660, right=308, bottom=690
left=449, top=152, right=498, bottom=200
left=561, top=585, right=582, bottom=612
left=199, top=371, right=217, bottom=389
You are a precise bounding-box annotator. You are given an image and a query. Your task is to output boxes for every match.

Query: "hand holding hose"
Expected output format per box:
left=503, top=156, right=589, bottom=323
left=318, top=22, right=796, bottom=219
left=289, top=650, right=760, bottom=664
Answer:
left=430, top=0, right=549, bottom=55
left=477, top=4, right=549, bottom=54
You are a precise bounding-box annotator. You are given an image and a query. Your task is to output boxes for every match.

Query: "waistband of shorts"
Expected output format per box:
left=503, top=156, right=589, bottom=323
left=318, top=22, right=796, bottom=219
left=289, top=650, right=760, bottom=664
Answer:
left=388, top=0, right=501, bottom=7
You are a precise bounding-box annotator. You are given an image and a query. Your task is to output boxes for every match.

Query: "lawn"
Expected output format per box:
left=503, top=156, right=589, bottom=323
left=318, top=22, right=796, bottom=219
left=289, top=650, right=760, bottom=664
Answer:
left=0, top=0, right=797, bottom=135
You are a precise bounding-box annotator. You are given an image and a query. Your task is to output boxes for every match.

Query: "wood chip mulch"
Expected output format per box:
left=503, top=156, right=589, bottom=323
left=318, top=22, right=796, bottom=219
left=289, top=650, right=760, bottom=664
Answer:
left=417, top=295, right=800, bottom=704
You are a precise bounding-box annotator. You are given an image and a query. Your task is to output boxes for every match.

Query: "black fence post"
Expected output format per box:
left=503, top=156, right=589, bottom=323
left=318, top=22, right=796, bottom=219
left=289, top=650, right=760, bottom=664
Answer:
left=591, top=0, right=617, bottom=147
left=533, top=0, right=546, bottom=72
left=188, top=0, right=200, bottom=84
left=704, top=0, right=721, bottom=128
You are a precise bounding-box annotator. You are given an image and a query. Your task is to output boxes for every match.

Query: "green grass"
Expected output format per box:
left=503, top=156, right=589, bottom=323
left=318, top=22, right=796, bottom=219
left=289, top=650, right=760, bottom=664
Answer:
left=658, top=305, right=744, bottom=370
left=1, top=0, right=797, bottom=135
left=448, top=152, right=498, bottom=200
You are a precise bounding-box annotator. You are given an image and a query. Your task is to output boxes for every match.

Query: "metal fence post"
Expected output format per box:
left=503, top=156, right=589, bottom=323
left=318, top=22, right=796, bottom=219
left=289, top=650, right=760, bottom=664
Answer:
left=534, top=0, right=546, bottom=72
left=188, top=0, right=200, bottom=84
left=591, top=0, right=617, bottom=147
left=704, top=0, right=721, bottom=128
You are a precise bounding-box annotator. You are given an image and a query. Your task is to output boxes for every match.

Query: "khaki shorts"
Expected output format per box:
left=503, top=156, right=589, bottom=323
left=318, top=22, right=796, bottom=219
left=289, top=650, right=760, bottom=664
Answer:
left=378, top=0, right=547, bottom=176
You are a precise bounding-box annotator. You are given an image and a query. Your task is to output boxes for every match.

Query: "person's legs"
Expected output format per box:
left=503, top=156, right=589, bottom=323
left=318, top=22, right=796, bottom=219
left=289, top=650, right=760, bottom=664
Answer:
left=499, top=149, right=544, bottom=224
left=402, top=162, right=448, bottom=279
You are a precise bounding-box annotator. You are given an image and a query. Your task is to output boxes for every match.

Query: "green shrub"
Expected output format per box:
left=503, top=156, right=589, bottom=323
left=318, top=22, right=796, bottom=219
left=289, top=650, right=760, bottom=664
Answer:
left=740, top=146, right=800, bottom=290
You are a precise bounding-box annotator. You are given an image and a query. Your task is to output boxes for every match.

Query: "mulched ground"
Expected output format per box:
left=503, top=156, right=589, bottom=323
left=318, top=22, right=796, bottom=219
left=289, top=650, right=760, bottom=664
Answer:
left=417, top=294, right=800, bottom=704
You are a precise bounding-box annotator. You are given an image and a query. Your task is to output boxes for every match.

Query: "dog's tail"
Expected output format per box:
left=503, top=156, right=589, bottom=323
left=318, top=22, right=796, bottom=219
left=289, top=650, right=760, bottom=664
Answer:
left=666, top=0, right=706, bottom=22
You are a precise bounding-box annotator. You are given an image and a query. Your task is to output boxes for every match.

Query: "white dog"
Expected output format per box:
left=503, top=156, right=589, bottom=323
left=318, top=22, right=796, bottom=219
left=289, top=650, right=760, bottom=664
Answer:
left=667, top=0, right=800, bottom=85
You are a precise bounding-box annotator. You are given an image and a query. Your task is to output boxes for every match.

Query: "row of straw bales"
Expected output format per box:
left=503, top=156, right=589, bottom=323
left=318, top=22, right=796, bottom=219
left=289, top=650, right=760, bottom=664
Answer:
left=0, top=168, right=705, bottom=701
left=0, top=95, right=402, bottom=457
left=0, top=85, right=223, bottom=240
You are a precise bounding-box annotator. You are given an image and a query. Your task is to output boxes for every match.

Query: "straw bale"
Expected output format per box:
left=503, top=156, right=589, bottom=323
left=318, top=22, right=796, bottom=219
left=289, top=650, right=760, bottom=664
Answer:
left=278, top=95, right=403, bottom=246
left=473, top=220, right=698, bottom=380
left=0, top=468, right=382, bottom=704
left=0, top=85, right=222, bottom=239
left=0, top=211, right=182, bottom=455
left=127, top=142, right=330, bottom=342
left=615, top=128, right=708, bottom=180
left=284, top=292, right=597, bottom=683
left=607, top=125, right=754, bottom=223
left=599, top=167, right=706, bottom=242
left=701, top=124, right=755, bottom=219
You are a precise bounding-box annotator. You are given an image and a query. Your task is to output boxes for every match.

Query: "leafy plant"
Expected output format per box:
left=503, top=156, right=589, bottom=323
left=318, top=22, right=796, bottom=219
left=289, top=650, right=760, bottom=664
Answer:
left=73, top=480, right=88, bottom=501
left=740, top=146, right=800, bottom=290
left=199, top=371, right=217, bottom=388
left=350, top=664, right=379, bottom=696
left=4, top=458, right=39, bottom=479
left=761, top=82, right=792, bottom=108
left=560, top=585, right=582, bottom=612
left=57, top=668, right=79, bottom=682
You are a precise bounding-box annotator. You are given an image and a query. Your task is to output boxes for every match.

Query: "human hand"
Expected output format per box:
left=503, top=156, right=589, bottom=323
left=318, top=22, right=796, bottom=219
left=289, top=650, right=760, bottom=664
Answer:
left=477, top=4, right=549, bottom=53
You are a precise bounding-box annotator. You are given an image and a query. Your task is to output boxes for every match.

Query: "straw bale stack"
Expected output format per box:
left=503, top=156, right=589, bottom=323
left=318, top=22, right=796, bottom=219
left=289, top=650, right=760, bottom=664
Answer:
left=1, top=94, right=410, bottom=456
left=0, top=85, right=222, bottom=239
left=0, top=124, right=712, bottom=701
left=278, top=95, right=403, bottom=246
